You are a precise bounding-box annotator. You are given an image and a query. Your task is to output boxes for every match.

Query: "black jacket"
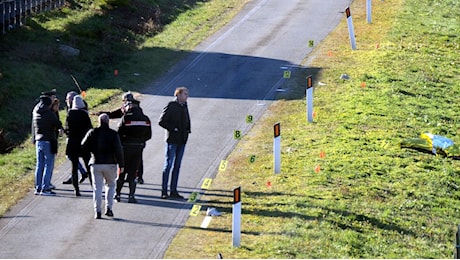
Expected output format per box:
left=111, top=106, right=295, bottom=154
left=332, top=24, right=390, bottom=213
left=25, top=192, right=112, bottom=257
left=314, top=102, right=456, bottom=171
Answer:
left=31, top=96, right=61, bottom=143
left=118, top=105, right=152, bottom=147
left=81, top=124, right=124, bottom=167
left=158, top=99, right=191, bottom=144
left=65, top=109, right=92, bottom=157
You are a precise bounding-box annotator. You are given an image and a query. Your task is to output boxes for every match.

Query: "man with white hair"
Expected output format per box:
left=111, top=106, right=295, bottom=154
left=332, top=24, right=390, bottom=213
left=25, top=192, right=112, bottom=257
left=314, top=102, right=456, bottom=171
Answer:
left=81, top=113, right=124, bottom=219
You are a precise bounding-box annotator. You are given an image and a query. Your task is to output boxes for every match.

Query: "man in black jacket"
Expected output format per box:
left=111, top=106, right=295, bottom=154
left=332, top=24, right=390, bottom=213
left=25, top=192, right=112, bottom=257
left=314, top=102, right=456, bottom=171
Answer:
left=81, top=114, right=124, bottom=219
left=158, top=87, right=191, bottom=200
left=32, top=94, right=62, bottom=196
left=116, top=101, right=152, bottom=203
left=97, top=92, right=146, bottom=184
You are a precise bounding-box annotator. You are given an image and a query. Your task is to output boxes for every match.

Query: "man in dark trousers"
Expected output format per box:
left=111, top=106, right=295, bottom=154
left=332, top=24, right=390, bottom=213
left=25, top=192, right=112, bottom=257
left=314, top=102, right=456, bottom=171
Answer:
left=81, top=113, right=124, bottom=219
left=116, top=100, right=152, bottom=203
left=159, top=86, right=191, bottom=200
left=98, top=92, right=146, bottom=184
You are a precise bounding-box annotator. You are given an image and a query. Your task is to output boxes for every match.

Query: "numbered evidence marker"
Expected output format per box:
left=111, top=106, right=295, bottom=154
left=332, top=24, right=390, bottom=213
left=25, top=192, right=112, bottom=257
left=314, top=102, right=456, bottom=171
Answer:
left=219, top=160, right=228, bottom=172
left=201, top=178, right=213, bottom=190
left=306, top=75, right=314, bottom=123
left=273, top=123, right=281, bottom=174
left=308, top=40, right=314, bottom=47
left=246, top=115, right=253, bottom=124
left=345, top=7, right=357, bottom=50
left=232, top=186, right=242, bottom=247
left=249, top=155, right=256, bottom=163
left=234, top=130, right=242, bottom=139
left=283, top=70, right=291, bottom=79
left=190, top=204, right=202, bottom=216
left=188, top=192, right=198, bottom=203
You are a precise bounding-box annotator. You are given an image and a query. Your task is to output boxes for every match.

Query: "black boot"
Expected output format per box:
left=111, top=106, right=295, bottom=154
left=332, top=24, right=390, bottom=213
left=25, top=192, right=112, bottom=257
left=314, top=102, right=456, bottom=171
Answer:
left=79, top=172, right=88, bottom=184
left=62, top=177, right=72, bottom=184
left=128, top=181, right=137, bottom=203
left=129, top=181, right=137, bottom=197
left=75, top=187, right=81, bottom=197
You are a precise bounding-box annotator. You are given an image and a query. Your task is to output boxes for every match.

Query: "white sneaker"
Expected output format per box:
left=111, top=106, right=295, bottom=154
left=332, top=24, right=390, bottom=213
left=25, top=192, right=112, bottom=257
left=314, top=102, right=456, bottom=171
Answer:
left=206, top=207, right=221, bottom=216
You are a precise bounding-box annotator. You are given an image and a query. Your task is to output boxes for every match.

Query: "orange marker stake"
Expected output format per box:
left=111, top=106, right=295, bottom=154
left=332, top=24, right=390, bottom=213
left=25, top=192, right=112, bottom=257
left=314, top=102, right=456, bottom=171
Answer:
left=361, top=82, right=366, bottom=88
left=320, top=151, right=326, bottom=158
left=81, top=91, right=86, bottom=98
left=376, top=43, right=380, bottom=49
left=114, top=69, right=119, bottom=76
left=327, top=51, right=333, bottom=57
left=314, top=164, right=321, bottom=173
left=313, top=111, right=317, bottom=118
left=266, top=181, right=272, bottom=188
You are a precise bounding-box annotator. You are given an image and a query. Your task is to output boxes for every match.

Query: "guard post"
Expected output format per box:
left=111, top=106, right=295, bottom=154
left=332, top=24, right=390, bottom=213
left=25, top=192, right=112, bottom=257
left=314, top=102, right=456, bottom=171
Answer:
left=345, top=7, right=357, bottom=50
left=232, top=186, right=242, bottom=247
left=306, top=75, right=314, bottom=123
left=366, top=0, right=372, bottom=24
left=273, top=123, right=281, bottom=174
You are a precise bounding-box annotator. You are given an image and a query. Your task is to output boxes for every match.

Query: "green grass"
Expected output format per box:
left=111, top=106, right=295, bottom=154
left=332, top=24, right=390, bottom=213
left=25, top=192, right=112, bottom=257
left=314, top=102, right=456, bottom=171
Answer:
left=164, top=0, right=460, bottom=258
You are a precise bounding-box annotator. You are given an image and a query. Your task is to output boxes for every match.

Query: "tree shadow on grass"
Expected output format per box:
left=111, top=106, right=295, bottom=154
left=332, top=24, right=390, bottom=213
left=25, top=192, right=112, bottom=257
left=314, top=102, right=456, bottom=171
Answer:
left=195, top=189, right=416, bottom=237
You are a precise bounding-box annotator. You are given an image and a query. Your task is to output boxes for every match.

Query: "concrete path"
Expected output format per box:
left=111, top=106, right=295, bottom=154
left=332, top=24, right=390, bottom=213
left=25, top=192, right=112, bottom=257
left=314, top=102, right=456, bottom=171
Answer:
left=0, top=0, right=350, bottom=258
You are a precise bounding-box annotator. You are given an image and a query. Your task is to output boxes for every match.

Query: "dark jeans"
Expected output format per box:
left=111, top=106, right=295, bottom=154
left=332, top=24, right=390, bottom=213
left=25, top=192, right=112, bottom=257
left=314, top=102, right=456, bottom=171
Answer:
left=162, top=143, right=186, bottom=195
left=117, top=145, right=143, bottom=196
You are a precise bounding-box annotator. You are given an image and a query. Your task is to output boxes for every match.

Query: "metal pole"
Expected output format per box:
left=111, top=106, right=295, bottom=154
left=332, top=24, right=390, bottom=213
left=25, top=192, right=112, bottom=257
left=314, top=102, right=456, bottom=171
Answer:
left=306, top=75, right=313, bottom=123
left=345, top=7, right=357, bottom=50
left=232, top=187, right=241, bottom=247
left=273, top=123, right=281, bottom=174
left=366, top=0, right=372, bottom=24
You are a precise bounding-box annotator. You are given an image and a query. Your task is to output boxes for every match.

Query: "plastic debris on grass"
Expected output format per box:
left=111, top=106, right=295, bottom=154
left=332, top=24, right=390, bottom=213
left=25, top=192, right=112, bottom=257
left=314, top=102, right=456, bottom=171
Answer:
left=401, top=133, right=460, bottom=159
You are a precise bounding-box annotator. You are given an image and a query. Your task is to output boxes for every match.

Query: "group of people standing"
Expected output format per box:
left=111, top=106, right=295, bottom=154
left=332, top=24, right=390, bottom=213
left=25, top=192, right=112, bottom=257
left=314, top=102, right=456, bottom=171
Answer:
left=31, top=87, right=191, bottom=219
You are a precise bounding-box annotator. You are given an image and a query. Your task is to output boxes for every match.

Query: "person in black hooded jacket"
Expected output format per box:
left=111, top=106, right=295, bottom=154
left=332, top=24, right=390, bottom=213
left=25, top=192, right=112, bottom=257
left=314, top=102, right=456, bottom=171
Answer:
left=97, top=92, right=147, bottom=184
left=32, top=94, right=61, bottom=196
left=115, top=101, right=152, bottom=203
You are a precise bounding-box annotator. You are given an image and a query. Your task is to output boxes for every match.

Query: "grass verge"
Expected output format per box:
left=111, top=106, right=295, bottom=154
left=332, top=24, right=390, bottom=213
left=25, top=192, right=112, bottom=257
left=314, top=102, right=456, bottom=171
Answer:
left=165, top=0, right=460, bottom=258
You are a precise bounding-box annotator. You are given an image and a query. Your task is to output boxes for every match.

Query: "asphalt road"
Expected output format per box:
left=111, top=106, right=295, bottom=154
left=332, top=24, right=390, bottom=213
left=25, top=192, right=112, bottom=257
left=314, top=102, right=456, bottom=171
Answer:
left=0, top=0, right=350, bottom=258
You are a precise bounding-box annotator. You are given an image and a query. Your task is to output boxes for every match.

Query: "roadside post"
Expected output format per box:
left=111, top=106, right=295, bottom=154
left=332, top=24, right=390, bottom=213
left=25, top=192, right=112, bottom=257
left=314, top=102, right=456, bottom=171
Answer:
left=345, top=7, right=357, bottom=50
left=367, top=0, right=372, bottom=24
left=232, top=187, right=242, bottom=247
left=273, top=123, right=281, bottom=174
left=306, top=75, right=314, bottom=123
